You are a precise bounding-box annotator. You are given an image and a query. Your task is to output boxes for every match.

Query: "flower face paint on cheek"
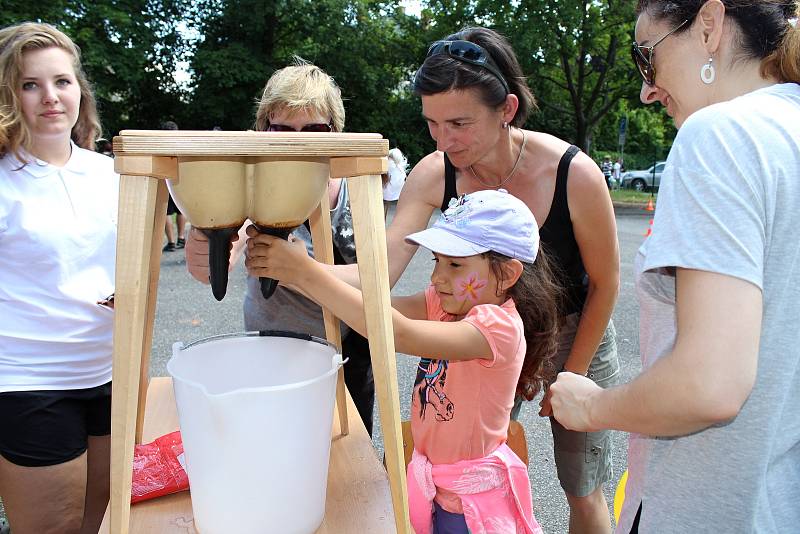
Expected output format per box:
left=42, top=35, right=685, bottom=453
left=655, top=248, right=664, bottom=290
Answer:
left=455, top=272, right=488, bottom=303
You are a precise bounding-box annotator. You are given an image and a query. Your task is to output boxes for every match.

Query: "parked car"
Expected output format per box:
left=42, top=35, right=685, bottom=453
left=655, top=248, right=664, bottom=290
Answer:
left=621, top=161, right=667, bottom=192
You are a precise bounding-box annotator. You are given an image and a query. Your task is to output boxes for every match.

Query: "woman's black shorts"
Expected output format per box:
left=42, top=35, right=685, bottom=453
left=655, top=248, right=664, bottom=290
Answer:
left=167, top=194, right=181, bottom=215
left=0, top=382, right=111, bottom=467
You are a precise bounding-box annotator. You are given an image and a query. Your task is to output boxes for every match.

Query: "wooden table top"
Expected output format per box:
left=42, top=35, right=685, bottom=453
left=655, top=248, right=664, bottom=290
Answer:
left=99, top=377, right=395, bottom=533
left=112, top=130, right=388, bottom=158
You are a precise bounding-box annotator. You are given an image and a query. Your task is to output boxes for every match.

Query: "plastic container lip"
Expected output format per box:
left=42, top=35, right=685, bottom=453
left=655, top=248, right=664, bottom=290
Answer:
left=167, top=331, right=346, bottom=398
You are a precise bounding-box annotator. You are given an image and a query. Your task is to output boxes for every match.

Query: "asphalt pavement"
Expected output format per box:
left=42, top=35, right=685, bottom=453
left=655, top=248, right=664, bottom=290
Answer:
left=142, top=204, right=653, bottom=533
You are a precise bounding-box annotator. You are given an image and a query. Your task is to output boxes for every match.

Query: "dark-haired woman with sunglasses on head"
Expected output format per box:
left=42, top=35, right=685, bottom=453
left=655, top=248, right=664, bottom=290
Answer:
left=324, top=26, right=621, bottom=533
left=549, top=1, right=800, bottom=532
left=185, top=57, right=378, bottom=437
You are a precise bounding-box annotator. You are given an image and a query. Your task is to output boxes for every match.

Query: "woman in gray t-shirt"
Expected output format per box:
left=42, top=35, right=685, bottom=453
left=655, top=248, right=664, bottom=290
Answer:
left=550, top=2, right=800, bottom=532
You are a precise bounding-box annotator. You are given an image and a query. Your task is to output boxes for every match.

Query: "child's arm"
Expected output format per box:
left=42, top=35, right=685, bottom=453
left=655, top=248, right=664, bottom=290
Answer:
left=390, top=294, right=428, bottom=321
left=245, top=229, right=492, bottom=362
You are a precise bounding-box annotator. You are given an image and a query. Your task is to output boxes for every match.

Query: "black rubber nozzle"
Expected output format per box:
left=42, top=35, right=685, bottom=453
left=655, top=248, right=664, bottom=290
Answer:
left=201, top=227, right=241, bottom=301
left=252, top=225, right=294, bottom=300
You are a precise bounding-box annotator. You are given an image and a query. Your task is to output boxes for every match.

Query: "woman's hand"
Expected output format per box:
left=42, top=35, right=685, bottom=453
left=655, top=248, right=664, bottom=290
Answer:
left=244, top=225, right=314, bottom=285
left=549, top=372, right=603, bottom=432
left=184, top=226, right=240, bottom=283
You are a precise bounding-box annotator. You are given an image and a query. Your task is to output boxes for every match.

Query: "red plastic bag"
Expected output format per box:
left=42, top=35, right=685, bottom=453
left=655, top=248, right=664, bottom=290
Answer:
left=131, top=430, right=189, bottom=503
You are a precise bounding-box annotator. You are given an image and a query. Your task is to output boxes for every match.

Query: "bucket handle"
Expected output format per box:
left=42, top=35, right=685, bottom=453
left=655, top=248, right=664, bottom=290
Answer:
left=258, top=329, right=313, bottom=341
left=180, top=330, right=337, bottom=351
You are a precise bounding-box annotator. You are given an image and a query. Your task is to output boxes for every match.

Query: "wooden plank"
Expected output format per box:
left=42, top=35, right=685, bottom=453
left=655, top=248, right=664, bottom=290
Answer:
left=114, top=156, right=178, bottom=179
left=135, top=179, right=169, bottom=443
left=119, top=130, right=384, bottom=138
left=109, top=174, right=162, bottom=534
left=308, top=192, right=349, bottom=436
left=347, top=174, right=411, bottom=533
left=113, top=131, right=388, bottom=158
left=329, top=156, right=388, bottom=178
left=507, top=420, right=529, bottom=467
left=98, top=378, right=395, bottom=533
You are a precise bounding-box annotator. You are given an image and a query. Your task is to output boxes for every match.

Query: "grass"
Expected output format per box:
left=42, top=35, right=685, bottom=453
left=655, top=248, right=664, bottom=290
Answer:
left=610, top=188, right=657, bottom=205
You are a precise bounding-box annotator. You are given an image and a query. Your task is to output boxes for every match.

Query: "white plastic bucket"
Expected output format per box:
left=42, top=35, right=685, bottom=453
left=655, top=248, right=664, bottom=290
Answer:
left=167, top=331, right=344, bottom=534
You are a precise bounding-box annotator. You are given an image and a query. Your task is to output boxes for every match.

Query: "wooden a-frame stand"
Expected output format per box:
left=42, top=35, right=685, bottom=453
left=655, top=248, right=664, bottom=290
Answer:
left=103, top=130, right=410, bottom=533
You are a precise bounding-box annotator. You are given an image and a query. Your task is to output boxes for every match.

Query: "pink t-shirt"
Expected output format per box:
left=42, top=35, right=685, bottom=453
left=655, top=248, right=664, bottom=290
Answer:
left=411, top=285, right=526, bottom=512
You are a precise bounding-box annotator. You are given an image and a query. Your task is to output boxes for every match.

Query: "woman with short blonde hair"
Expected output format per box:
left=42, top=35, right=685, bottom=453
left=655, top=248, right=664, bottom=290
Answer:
left=254, top=57, right=345, bottom=133
left=187, top=59, right=380, bottom=437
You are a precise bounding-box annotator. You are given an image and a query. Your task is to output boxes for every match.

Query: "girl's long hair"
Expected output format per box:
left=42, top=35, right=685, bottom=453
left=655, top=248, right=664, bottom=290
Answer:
left=0, top=22, right=101, bottom=162
left=487, top=248, right=563, bottom=400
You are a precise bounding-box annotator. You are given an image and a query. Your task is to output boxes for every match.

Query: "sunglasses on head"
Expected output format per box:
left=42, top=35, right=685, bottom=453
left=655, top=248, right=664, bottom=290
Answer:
left=418, top=39, right=510, bottom=94
left=266, top=123, right=333, bottom=133
left=631, top=18, right=689, bottom=86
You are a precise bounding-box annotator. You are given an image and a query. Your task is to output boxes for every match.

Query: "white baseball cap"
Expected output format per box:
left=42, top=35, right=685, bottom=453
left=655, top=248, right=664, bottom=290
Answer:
left=405, top=189, right=539, bottom=262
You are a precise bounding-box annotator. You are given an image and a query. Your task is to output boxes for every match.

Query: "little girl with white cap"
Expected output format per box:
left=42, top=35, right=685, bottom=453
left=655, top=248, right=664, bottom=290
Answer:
left=245, top=189, right=562, bottom=533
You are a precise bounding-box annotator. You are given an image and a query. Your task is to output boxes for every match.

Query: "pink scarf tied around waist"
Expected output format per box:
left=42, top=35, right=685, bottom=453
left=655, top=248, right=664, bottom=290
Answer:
left=407, top=443, right=543, bottom=534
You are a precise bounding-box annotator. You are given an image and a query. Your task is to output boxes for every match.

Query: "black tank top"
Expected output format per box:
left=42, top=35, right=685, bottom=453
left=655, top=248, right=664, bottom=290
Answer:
left=441, top=146, right=587, bottom=315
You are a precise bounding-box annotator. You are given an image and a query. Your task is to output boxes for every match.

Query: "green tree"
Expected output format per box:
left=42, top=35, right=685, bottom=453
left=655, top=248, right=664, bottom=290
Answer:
left=590, top=98, right=676, bottom=170
left=187, top=0, right=427, bottom=164
left=413, top=0, right=642, bottom=152
left=510, top=0, right=639, bottom=151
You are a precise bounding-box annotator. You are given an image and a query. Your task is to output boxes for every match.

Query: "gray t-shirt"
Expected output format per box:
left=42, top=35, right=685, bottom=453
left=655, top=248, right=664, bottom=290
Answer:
left=243, top=179, right=356, bottom=338
left=622, top=83, right=800, bottom=533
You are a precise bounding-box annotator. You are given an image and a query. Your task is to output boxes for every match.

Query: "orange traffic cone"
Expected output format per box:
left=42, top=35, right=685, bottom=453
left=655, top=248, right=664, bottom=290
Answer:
left=645, top=196, right=655, bottom=212
left=644, top=218, right=654, bottom=237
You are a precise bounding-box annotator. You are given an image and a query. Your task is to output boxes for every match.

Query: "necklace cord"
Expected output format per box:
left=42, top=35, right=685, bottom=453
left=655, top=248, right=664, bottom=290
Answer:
left=469, top=128, right=527, bottom=189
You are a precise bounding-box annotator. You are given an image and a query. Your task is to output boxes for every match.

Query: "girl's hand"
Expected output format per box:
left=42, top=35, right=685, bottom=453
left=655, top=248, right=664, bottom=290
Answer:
left=244, top=225, right=312, bottom=285
left=97, top=293, right=115, bottom=309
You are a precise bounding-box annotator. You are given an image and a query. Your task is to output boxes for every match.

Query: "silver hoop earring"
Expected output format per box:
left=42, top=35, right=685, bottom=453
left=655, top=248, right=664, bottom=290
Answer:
left=502, top=121, right=508, bottom=129
left=700, top=57, right=715, bottom=84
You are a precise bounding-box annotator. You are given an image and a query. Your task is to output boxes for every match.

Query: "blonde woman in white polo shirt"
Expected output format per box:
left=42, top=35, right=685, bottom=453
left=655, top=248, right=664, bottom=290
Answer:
left=0, top=22, right=117, bottom=534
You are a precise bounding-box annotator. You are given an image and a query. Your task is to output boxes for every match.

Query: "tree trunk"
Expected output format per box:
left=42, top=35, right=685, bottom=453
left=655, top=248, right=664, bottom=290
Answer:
left=576, top=117, right=590, bottom=152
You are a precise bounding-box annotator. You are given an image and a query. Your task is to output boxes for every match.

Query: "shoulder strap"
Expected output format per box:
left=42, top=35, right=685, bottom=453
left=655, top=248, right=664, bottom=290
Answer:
left=555, top=145, right=580, bottom=197
left=441, top=153, right=457, bottom=212
left=541, top=144, right=580, bottom=228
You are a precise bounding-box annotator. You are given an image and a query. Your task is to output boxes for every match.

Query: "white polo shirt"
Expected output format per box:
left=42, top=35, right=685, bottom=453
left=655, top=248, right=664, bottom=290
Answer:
left=0, top=144, right=118, bottom=392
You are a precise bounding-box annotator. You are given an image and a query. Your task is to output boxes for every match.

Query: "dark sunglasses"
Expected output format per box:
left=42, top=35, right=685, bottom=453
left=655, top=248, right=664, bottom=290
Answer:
left=631, top=19, right=689, bottom=86
left=418, top=39, right=510, bottom=94
left=266, top=123, right=333, bottom=133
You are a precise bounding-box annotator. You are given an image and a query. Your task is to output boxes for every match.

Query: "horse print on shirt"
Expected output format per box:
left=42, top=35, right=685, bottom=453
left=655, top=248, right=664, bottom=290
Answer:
left=415, top=358, right=454, bottom=422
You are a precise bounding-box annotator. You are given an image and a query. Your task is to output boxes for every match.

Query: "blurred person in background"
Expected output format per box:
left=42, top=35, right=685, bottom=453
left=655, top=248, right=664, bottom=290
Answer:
left=160, top=120, right=187, bottom=252
left=383, top=146, right=408, bottom=215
